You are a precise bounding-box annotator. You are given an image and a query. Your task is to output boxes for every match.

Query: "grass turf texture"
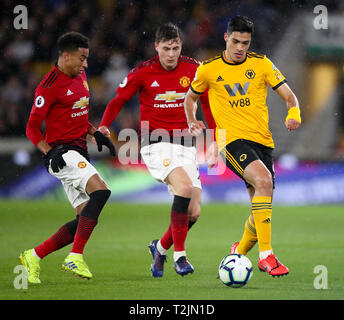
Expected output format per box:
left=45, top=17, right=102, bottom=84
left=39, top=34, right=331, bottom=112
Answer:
left=0, top=200, right=343, bottom=300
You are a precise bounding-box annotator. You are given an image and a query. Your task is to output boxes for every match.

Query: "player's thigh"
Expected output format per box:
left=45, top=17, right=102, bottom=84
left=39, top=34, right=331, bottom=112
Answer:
left=244, top=143, right=274, bottom=192
left=141, top=143, right=200, bottom=197
left=243, top=159, right=273, bottom=194
left=220, top=139, right=259, bottom=181
left=85, top=173, right=108, bottom=194
left=140, top=142, right=179, bottom=183
left=49, top=150, right=101, bottom=208
left=165, top=145, right=201, bottom=197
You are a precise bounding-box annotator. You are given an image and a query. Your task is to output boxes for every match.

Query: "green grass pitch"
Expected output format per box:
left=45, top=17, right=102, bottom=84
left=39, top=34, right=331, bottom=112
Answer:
left=0, top=200, right=343, bottom=300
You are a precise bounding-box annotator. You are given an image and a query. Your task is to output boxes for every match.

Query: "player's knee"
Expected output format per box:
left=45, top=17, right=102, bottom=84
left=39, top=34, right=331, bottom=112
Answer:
left=175, top=181, right=193, bottom=198
left=90, top=189, right=111, bottom=205
left=253, top=174, right=273, bottom=194
left=81, top=189, right=111, bottom=221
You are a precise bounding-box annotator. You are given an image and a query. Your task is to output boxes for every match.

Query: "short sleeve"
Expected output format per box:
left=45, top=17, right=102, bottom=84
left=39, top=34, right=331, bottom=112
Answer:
left=264, top=57, right=287, bottom=90
left=190, top=63, right=209, bottom=94
left=30, top=85, right=56, bottom=117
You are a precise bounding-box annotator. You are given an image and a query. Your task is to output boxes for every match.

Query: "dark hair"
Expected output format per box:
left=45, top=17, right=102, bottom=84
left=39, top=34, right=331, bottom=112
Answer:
left=227, top=16, right=254, bottom=34
left=155, top=23, right=183, bottom=43
left=57, top=32, right=89, bottom=56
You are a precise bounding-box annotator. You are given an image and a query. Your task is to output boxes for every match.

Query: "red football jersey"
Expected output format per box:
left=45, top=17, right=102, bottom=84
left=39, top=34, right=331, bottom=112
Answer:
left=100, top=55, right=215, bottom=137
left=26, top=65, right=92, bottom=149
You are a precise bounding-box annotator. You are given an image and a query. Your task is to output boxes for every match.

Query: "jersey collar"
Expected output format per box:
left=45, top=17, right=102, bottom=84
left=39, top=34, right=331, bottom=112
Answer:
left=221, top=51, right=247, bottom=66
left=54, top=63, right=82, bottom=80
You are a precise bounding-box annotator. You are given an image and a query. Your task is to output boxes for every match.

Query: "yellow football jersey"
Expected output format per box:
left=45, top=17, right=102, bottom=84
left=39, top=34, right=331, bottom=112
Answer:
left=191, top=51, right=286, bottom=150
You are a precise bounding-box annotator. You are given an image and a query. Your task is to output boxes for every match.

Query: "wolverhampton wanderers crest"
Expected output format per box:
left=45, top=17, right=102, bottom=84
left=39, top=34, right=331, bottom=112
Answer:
left=245, top=70, right=255, bottom=79
left=239, top=154, right=247, bottom=161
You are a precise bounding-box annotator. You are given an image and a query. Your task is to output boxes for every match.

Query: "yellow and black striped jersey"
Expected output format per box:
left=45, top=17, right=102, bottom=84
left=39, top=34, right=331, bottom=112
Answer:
left=191, top=51, right=286, bottom=150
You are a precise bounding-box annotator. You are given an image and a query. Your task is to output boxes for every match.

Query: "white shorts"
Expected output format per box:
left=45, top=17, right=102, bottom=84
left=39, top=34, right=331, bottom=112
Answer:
left=140, top=142, right=202, bottom=194
left=48, top=150, right=100, bottom=208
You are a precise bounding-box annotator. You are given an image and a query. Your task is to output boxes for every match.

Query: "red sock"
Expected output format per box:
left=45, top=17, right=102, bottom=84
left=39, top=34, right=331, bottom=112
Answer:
left=71, top=216, right=97, bottom=254
left=160, top=220, right=196, bottom=250
left=35, top=224, right=74, bottom=259
left=170, top=196, right=190, bottom=252
left=160, top=225, right=173, bottom=250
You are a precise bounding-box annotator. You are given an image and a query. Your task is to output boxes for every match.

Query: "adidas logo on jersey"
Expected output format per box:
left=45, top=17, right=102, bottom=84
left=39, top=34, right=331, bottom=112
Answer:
left=67, top=89, right=73, bottom=96
left=151, top=81, right=160, bottom=87
left=216, top=76, right=224, bottom=82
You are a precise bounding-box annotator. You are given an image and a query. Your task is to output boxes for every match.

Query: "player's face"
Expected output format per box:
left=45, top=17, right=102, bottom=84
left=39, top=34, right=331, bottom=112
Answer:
left=155, top=38, right=182, bottom=71
left=64, top=48, right=89, bottom=77
left=224, top=32, right=251, bottom=63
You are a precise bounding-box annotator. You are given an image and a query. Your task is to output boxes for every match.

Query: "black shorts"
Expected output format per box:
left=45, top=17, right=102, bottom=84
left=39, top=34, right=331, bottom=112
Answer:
left=220, top=139, right=275, bottom=189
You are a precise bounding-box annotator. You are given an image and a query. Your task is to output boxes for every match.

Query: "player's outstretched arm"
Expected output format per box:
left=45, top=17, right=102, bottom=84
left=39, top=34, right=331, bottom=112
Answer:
left=275, top=83, right=301, bottom=131
left=184, top=88, right=206, bottom=136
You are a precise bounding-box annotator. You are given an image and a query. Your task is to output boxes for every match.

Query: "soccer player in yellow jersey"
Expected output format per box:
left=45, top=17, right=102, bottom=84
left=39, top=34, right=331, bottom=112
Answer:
left=184, top=16, right=301, bottom=277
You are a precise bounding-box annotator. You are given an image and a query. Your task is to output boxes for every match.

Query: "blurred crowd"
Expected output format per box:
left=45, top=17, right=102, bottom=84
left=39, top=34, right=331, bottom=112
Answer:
left=0, top=0, right=341, bottom=138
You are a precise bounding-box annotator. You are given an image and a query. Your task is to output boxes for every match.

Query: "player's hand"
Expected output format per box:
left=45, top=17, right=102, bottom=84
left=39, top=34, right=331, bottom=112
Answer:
left=285, top=106, right=301, bottom=131
left=285, top=119, right=300, bottom=131
left=188, top=120, right=206, bottom=136
left=45, top=145, right=68, bottom=173
left=92, top=126, right=111, bottom=145
left=98, top=125, right=111, bottom=137
left=93, top=131, right=116, bottom=156
left=206, top=141, right=219, bottom=169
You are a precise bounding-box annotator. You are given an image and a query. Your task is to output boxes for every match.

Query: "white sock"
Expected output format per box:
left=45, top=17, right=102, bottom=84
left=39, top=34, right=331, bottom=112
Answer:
left=157, top=240, right=168, bottom=255
left=69, top=252, right=82, bottom=256
left=259, top=249, right=273, bottom=260
left=174, top=251, right=186, bottom=262
left=32, top=249, right=41, bottom=260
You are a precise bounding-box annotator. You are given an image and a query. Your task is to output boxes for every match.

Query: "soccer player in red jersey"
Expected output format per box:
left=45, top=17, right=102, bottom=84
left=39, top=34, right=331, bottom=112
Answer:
left=19, top=32, right=116, bottom=283
left=99, top=23, right=216, bottom=277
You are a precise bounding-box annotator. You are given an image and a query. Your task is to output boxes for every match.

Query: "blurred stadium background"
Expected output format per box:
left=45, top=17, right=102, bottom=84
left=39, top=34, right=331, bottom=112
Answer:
left=1, top=0, right=344, bottom=205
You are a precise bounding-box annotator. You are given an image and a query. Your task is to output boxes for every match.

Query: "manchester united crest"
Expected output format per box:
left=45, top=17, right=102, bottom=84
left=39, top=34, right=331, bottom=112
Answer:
left=78, top=161, right=87, bottom=168
left=179, top=76, right=190, bottom=88
left=163, top=158, right=171, bottom=167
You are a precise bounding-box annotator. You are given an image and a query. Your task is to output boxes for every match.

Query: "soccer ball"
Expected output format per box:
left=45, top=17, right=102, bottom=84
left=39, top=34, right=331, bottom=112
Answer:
left=218, top=254, right=253, bottom=288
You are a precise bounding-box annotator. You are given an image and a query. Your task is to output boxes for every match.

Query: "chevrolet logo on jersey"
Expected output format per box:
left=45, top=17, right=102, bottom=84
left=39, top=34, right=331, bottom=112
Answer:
left=155, top=91, right=186, bottom=102
left=72, top=96, right=89, bottom=109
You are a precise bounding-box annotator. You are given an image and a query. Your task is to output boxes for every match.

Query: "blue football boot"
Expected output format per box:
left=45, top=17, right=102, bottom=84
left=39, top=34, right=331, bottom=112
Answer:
left=174, top=256, right=194, bottom=276
left=148, top=240, right=166, bottom=277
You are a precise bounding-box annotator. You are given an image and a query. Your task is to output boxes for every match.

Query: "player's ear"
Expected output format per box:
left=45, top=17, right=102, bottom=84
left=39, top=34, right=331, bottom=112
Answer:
left=224, top=32, right=229, bottom=42
left=154, top=42, right=159, bottom=52
left=62, top=51, right=69, bottom=61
